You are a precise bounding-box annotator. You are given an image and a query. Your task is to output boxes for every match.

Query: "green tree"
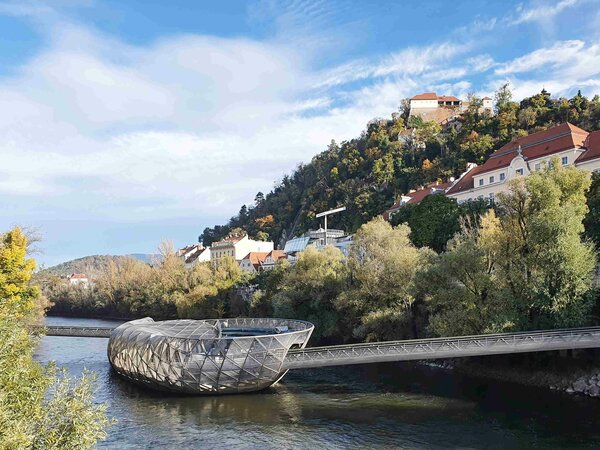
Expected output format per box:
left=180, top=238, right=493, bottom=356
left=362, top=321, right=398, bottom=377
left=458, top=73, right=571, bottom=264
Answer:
left=584, top=171, right=600, bottom=247
left=337, top=218, right=433, bottom=341
left=405, top=195, right=461, bottom=252
left=422, top=211, right=516, bottom=336
left=272, top=246, right=346, bottom=342
left=493, top=160, right=596, bottom=328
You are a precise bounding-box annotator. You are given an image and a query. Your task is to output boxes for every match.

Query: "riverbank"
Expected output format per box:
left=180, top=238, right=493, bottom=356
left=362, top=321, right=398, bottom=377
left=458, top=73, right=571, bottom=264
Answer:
left=425, top=351, right=600, bottom=399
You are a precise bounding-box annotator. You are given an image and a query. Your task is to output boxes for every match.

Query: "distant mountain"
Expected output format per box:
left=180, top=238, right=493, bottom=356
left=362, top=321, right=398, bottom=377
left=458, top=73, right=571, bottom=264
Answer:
left=127, top=253, right=161, bottom=264
left=38, top=254, right=159, bottom=278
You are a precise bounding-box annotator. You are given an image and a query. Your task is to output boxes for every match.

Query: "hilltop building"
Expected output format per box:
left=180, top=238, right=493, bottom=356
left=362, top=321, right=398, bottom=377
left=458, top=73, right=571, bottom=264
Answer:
left=408, top=92, right=493, bottom=124
left=210, top=234, right=273, bottom=267
left=446, top=123, right=600, bottom=202
left=68, top=273, right=89, bottom=286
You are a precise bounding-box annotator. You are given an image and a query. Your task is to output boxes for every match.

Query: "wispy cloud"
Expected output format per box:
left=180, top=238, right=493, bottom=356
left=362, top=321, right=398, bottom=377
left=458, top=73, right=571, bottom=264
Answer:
left=495, top=40, right=585, bottom=74
left=510, top=0, right=581, bottom=25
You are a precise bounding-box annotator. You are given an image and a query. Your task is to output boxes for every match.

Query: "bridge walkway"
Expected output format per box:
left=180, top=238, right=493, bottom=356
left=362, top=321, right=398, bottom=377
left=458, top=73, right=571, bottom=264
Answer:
left=283, top=327, right=600, bottom=369
left=39, top=325, right=600, bottom=368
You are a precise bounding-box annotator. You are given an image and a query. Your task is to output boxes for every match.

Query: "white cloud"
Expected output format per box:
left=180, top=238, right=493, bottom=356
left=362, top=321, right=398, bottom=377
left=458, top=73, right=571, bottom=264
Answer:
left=511, top=0, right=581, bottom=25
left=495, top=40, right=585, bottom=74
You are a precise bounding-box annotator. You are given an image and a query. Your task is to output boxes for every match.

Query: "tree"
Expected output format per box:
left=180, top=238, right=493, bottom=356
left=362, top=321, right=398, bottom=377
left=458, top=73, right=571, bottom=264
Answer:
left=494, top=160, right=596, bottom=328
left=0, top=227, right=39, bottom=319
left=405, top=195, right=461, bottom=253
left=272, top=246, right=347, bottom=342
left=584, top=171, right=600, bottom=247
left=422, top=212, right=516, bottom=336
left=0, top=227, right=110, bottom=449
left=337, top=218, right=433, bottom=341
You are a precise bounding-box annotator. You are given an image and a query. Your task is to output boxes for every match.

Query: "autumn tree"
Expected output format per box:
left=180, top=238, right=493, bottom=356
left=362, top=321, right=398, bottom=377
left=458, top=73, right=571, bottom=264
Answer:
left=0, top=227, right=110, bottom=449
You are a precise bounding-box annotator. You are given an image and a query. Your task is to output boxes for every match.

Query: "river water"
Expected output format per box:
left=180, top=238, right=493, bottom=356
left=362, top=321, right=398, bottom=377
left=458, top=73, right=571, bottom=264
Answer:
left=35, top=316, right=600, bottom=449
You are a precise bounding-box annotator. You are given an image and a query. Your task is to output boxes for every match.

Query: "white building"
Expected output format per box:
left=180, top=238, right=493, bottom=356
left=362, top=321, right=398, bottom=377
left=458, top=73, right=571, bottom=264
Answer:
left=261, top=250, right=287, bottom=271
left=408, top=92, right=493, bottom=124
left=68, top=273, right=89, bottom=286
left=210, top=234, right=274, bottom=267
left=446, top=123, right=600, bottom=202
left=177, top=244, right=210, bottom=268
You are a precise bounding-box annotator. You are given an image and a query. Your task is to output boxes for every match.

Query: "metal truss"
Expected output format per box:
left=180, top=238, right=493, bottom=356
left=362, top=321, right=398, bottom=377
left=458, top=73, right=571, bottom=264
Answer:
left=41, top=325, right=114, bottom=338
left=283, top=326, right=600, bottom=370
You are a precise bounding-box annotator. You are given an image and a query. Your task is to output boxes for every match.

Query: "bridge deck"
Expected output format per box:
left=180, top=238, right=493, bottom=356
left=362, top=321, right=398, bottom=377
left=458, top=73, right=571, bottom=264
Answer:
left=40, top=325, right=600, bottom=368
left=40, top=325, right=114, bottom=338
left=283, top=327, right=600, bottom=369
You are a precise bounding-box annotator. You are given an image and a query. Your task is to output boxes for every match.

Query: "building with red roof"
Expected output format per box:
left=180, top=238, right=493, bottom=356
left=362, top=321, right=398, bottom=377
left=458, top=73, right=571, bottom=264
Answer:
left=408, top=92, right=493, bottom=124
left=446, top=123, right=598, bottom=202
left=383, top=181, right=452, bottom=221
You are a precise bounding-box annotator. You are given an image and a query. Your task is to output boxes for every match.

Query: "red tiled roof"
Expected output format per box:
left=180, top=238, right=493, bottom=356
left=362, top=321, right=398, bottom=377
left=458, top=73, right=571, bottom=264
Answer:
left=242, top=252, right=269, bottom=268
left=267, top=250, right=286, bottom=261
left=411, top=92, right=438, bottom=100
left=445, top=165, right=486, bottom=196
left=437, top=95, right=461, bottom=102
left=446, top=123, right=589, bottom=195
left=482, top=96, right=492, bottom=100
left=384, top=181, right=452, bottom=219
left=69, top=273, right=87, bottom=279
left=576, top=131, right=600, bottom=164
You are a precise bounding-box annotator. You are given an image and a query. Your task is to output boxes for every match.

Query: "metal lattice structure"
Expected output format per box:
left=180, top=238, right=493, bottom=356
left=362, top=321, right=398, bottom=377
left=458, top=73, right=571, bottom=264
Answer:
left=42, top=325, right=113, bottom=338
left=107, top=317, right=313, bottom=394
left=283, top=327, right=600, bottom=369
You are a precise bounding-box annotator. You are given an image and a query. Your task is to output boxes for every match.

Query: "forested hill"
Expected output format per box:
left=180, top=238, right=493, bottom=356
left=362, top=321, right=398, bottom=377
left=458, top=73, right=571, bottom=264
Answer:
left=38, top=254, right=158, bottom=278
left=199, top=86, right=600, bottom=248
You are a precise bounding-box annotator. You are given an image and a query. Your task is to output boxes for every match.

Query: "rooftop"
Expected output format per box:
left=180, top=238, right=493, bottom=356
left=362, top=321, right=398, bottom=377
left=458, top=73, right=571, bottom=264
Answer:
left=446, top=123, right=589, bottom=195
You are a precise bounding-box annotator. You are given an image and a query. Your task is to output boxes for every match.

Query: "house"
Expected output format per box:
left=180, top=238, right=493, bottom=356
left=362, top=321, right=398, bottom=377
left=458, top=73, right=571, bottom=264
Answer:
left=239, top=252, right=270, bottom=273
left=68, top=273, right=89, bottom=286
left=261, top=250, right=287, bottom=271
left=408, top=92, right=493, bottom=124
left=176, top=244, right=210, bottom=268
left=383, top=181, right=453, bottom=221
left=446, top=123, right=597, bottom=203
left=210, top=234, right=274, bottom=267
left=185, top=247, right=211, bottom=268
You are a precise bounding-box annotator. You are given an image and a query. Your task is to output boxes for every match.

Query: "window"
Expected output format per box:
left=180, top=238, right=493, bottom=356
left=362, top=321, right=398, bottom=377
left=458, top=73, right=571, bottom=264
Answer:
left=489, top=192, right=495, bottom=202
left=535, top=163, right=541, bottom=171
left=489, top=176, right=495, bottom=183
left=516, top=168, right=524, bottom=176
left=500, top=173, right=505, bottom=181
left=562, top=156, right=568, bottom=165
left=479, top=179, right=484, bottom=186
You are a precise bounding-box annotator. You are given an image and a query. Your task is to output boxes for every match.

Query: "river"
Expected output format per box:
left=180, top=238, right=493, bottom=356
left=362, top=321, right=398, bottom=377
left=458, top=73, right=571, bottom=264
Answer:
left=35, top=316, right=600, bottom=449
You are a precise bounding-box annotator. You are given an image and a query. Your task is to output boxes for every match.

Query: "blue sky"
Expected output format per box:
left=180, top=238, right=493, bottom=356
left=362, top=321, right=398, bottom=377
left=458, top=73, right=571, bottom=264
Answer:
left=1, top=0, right=599, bottom=267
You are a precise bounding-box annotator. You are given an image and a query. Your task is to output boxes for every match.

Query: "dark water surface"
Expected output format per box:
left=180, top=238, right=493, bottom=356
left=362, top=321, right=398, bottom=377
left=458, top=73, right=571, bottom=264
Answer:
left=35, top=317, right=600, bottom=449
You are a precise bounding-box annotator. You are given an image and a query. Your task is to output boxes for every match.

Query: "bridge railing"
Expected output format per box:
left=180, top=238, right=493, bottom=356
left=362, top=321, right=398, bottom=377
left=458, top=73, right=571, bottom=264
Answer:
left=283, top=326, right=600, bottom=369
left=35, top=325, right=114, bottom=338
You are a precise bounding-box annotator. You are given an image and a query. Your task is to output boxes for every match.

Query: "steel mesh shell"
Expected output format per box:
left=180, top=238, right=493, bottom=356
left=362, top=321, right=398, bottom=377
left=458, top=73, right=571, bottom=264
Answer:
left=107, top=317, right=314, bottom=394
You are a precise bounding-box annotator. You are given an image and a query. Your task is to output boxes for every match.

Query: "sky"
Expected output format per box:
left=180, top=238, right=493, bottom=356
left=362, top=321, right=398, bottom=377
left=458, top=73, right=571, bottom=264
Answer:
left=1, top=0, right=600, bottom=267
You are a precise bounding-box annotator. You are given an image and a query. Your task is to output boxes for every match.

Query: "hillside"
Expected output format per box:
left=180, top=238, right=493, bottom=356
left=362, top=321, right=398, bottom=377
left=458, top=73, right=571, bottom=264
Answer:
left=199, top=86, right=600, bottom=248
left=38, top=254, right=158, bottom=278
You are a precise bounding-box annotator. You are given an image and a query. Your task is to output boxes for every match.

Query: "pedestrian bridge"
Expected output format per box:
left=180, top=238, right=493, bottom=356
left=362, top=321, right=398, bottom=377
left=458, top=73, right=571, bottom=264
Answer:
left=41, top=325, right=600, bottom=369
